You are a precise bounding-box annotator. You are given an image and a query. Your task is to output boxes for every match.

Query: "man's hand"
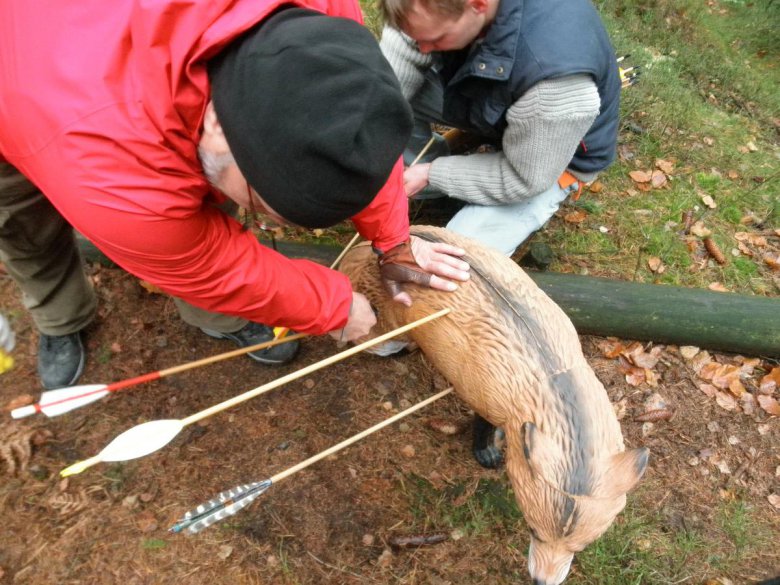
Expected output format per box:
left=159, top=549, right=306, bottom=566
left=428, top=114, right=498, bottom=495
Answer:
left=403, top=163, right=432, bottom=198
left=328, top=292, right=377, bottom=342
left=379, top=237, right=470, bottom=306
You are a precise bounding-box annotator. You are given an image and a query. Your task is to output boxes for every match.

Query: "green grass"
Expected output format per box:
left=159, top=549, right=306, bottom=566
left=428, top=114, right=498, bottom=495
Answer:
left=402, top=474, right=523, bottom=535
left=401, top=473, right=777, bottom=583
left=360, top=0, right=779, bottom=294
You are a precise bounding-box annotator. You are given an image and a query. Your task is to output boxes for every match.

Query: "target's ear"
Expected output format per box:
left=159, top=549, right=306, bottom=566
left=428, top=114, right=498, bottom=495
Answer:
left=598, top=448, right=650, bottom=499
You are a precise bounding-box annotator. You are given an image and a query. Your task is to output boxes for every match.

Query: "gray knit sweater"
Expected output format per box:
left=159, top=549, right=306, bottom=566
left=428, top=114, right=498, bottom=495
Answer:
left=380, top=27, right=601, bottom=205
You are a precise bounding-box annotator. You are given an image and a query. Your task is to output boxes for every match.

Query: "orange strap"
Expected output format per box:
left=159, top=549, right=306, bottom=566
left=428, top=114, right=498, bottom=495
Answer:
left=558, top=170, right=584, bottom=201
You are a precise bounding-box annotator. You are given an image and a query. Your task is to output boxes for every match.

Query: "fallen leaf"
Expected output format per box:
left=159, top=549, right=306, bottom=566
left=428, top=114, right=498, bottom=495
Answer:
left=651, top=170, right=668, bottom=188
left=715, top=391, right=738, bottom=411
left=629, top=170, right=652, bottom=183
left=708, top=282, right=730, bottom=292
left=598, top=339, right=625, bottom=358
left=563, top=210, right=588, bottom=224
left=401, top=445, right=416, bottom=458
left=427, top=418, right=461, bottom=436
left=759, top=367, right=780, bottom=394
left=680, top=346, right=700, bottom=360
left=734, top=232, right=767, bottom=247
left=703, top=136, right=714, bottom=146
left=587, top=180, right=604, bottom=193
left=311, top=229, right=324, bottom=237
left=699, top=384, right=718, bottom=398
left=699, top=361, right=723, bottom=381
left=757, top=395, right=780, bottom=416
left=740, top=392, right=757, bottom=416
left=746, top=141, right=758, bottom=152
left=768, top=494, right=780, bottom=510
left=710, top=454, right=731, bottom=474
left=764, top=253, right=780, bottom=271
left=655, top=159, right=675, bottom=174
left=647, top=257, right=663, bottom=272
left=218, top=545, right=233, bottom=560
left=110, top=342, right=122, bottom=353
left=139, top=280, right=165, bottom=294
left=701, top=195, right=717, bottom=209
left=5, top=394, right=34, bottom=411
left=727, top=170, right=740, bottom=179
left=690, top=221, right=712, bottom=238
left=689, top=350, right=713, bottom=373
left=136, top=510, right=158, bottom=533
left=625, top=367, right=646, bottom=387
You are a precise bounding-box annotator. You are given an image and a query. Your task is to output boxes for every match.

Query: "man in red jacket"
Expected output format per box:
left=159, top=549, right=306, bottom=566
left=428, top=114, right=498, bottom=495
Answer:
left=0, top=1, right=470, bottom=390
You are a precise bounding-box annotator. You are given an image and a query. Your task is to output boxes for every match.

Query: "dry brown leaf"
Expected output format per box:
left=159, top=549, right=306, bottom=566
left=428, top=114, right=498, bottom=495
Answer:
left=735, top=356, right=761, bottom=371
left=651, top=170, right=668, bottom=189
left=769, top=494, right=780, bottom=510
left=734, top=232, right=768, bottom=247
left=740, top=392, right=757, bottom=416
left=759, top=367, right=780, bottom=394
left=701, top=194, right=717, bottom=209
left=597, top=339, right=625, bottom=359
left=655, top=159, right=675, bottom=174
left=110, top=342, right=122, bottom=354
left=763, top=253, right=780, bottom=271
left=727, top=376, right=746, bottom=397
left=690, top=221, right=712, bottom=238
left=711, top=364, right=743, bottom=394
left=757, top=395, right=780, bottom=416
left=680, top=346, right=700, bottom=360
left=708, top=282, right=730, bottom=292
left=715, top=391, right=738, bottom=411
left=737, top=242, right=753, bottom=256
left=625, top=367, right=646, bottom=387
left=5, top=394, right=34, bottom=412
left=563, top=210, right=588, bottom=224
left=563, top=209, right=588, bottom=223
left=688, top=350, right=713, bottom=373
left=427, top=418, right=461, bottom=436
left=699, top=361, right=723, bottom=381
left=629, top=170, right=652, bottom=183
left=587, top=180, right=604, bottom=193
left=632, top=349, right=661, bottom=370
left=138, top=280, right=165, bottom=294
left=647, top=257, right=663, bottom=272
left=727, top=170, right=740, bottom=179
left=644, top=368, right=659, bottom=387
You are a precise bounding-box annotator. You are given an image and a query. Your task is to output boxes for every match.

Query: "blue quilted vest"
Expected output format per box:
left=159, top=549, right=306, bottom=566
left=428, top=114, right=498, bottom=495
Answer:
left=436, top=0, right=620, bottom=174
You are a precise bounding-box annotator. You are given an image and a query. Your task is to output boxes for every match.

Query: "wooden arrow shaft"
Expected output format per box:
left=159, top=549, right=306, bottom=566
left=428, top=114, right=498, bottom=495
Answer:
left=181, top=308, right=451, bottom=427
left=271, top=387, right=454, bottom=484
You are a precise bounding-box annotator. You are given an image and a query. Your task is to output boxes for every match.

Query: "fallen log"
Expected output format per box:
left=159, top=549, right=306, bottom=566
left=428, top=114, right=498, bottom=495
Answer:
left=76, top=235, right=779, bottom=358
left=529, top=272, right=779, bottom=359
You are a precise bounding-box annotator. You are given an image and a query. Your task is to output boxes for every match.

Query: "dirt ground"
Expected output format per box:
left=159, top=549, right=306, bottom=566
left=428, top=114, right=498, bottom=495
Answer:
left=0, top=241, right=778, bottom=585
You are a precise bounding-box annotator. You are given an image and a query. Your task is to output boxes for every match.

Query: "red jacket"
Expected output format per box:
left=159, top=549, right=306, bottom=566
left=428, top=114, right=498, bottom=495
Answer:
left=0, top=0, right=409, bottom=334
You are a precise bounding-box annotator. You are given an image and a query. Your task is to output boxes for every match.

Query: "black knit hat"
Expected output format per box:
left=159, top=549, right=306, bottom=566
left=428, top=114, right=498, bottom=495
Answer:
left=209, top=7, right=413, bottom=228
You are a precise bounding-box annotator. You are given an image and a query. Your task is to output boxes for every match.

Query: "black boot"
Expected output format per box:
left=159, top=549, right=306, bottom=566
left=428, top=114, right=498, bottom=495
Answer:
left=38, top=332, right=86, bottom=390
left=472, top=414, right=506, bottom=469
left=201, top=322, right=299, bottom=365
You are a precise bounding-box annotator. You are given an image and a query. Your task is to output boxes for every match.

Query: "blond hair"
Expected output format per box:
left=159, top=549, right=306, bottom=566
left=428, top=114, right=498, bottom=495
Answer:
left=379, top=0, right=468, bottom=30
